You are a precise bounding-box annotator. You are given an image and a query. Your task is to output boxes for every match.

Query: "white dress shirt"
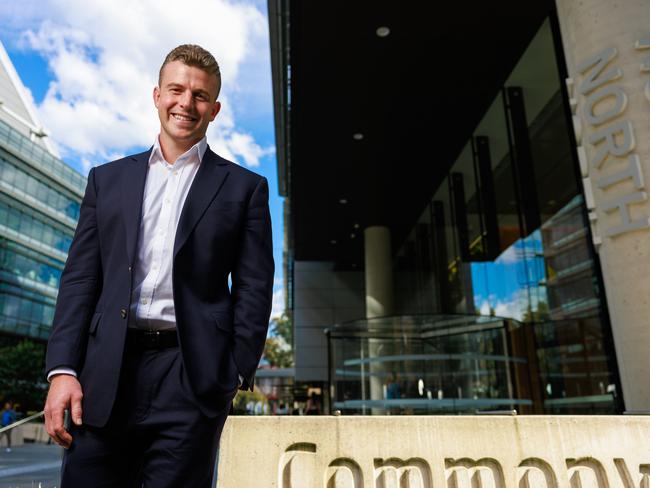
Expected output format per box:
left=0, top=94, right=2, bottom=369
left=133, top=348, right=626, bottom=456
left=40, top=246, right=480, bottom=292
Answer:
left=128, top=135, right=205, bottom=330
left=49, top=136, right=218, bottom=381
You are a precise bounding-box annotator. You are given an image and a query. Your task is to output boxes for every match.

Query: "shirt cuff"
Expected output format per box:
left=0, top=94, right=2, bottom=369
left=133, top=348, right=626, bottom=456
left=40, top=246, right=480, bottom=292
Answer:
left=47, top=368, right=77, bottom=383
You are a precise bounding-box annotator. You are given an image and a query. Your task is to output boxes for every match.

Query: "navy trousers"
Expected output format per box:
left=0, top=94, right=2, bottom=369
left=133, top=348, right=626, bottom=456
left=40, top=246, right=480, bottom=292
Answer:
left=60, top=344, right=233, bottom=487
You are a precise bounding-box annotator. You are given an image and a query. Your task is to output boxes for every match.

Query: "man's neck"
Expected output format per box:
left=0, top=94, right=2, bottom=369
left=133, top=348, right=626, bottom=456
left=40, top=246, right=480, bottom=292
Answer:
left=158, top=134, right=201, bottom=163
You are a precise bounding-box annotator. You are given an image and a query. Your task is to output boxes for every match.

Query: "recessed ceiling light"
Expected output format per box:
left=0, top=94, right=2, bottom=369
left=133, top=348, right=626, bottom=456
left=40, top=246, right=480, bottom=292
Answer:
left=330, top=240, right=337, bottom=245
left=350, top=233, right=356, bottom=239
left=339, top=198, right=348, bottom=204
left=353, top=133, right=364, bottom=141
left=354, top=223, right=360, bottom=229
left=376, top=26, right=390, bottom=38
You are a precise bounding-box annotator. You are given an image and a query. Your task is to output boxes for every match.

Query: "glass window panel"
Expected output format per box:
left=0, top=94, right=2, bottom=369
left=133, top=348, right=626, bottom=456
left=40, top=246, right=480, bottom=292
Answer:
left=1, top=161, right=16, bottom=184
left=8, top=207, right=20, bottom=230
left=13, top=170, right=26, bottom=192
left=26, top=177, right=38, bottom=198
left=19, top=214, right=32, bottom=236
left=36, top=181, right=48, bottom=203
left=47, top=188, right=58, bottom=208
left=18, top=297, right=31, bottom=318
left=3, top=294, right=19, bottom=318
left=43, top=305, right=54, bottom=324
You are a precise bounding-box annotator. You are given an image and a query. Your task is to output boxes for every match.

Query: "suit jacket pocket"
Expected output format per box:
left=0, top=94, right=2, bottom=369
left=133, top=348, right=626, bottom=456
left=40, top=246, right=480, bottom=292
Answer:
left=211, top=311, right=233, bottom=333
left=89, top=312, right=102, bottom=336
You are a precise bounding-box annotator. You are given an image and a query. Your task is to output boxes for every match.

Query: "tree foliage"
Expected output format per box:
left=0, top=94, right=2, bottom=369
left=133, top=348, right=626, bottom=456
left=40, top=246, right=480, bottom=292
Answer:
left=232, top=388, right=268, bottom=414
left=263, top=336, right=293, bottom=368
left=263, top=313, right=293, bottom=368
left=0, top=339, right=47, bottom=412
left=272, top=313, right=292, bottom=346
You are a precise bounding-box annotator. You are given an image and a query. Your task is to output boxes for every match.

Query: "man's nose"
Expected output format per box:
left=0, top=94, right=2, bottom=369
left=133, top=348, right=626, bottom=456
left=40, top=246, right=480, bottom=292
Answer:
left=179, top=91, right=194, bottom=109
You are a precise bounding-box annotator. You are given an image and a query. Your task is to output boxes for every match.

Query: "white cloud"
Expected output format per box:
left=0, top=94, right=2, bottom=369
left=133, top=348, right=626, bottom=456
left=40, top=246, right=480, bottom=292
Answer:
left=493, top=299, right=523, bottom=321
left=477, top=284, right=548, bottom=322
left=495, top=246, right=521, bottom=265
left=495, top=234, right=543, bottom=265
left=270, top=285, right=285, bottom=321
left=1, top=0, right=274, bottom=170
left=478, top=296, right=523, bottom=321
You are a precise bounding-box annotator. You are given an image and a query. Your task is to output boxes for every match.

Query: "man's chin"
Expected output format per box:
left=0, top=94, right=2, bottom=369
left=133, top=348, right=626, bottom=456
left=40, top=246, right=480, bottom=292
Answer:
left=166, top=129, right=199, bottom=143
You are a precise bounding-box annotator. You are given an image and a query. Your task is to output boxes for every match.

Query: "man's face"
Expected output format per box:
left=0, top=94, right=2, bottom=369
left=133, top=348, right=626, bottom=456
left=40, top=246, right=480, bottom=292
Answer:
left=154, top=60, right=221, bottom=149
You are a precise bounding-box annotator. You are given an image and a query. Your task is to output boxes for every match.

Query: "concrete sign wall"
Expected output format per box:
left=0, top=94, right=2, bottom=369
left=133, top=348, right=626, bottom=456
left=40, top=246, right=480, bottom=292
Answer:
left=555, top=0, right=650, bottom=410
left=216, top=416, right=650, bottom=487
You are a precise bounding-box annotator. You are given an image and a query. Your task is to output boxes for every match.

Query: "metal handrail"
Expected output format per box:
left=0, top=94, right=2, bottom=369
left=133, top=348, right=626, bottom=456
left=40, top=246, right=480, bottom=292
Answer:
left=0, top=410, right=44, bottom=433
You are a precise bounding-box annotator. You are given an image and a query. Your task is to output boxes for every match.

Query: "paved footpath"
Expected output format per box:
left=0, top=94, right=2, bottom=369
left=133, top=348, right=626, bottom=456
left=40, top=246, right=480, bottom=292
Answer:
left=0, top=444, right=62, bottom=488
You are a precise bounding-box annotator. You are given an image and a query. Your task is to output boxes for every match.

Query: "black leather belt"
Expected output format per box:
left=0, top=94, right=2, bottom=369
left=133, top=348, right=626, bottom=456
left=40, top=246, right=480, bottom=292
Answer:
left=126, top=328, right=178, bottom=350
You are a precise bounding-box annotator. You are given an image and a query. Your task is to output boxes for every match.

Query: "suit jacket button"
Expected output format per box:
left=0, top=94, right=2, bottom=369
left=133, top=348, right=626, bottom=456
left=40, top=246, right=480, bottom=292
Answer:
left=120, top=309, right=127, bottom=319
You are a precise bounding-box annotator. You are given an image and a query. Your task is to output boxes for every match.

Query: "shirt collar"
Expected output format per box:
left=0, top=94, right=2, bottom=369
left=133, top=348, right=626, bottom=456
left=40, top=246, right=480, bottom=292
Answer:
left=149, top=136, right=208, bottom=166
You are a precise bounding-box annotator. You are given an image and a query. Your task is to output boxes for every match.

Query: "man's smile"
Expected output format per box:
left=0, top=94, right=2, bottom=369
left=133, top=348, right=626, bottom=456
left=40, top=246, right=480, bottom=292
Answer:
left=171, top=113, right=197, bottom=122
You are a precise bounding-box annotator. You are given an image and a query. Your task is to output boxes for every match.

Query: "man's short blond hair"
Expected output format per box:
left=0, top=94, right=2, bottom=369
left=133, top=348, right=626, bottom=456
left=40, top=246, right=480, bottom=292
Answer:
left=159, top=44, right=221, bottom=99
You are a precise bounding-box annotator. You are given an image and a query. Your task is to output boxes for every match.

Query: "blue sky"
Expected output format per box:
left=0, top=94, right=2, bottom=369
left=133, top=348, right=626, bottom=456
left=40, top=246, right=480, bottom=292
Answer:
left=470, top=231, right=548, bottom=320
left=0, top=0, right=285, bottom=318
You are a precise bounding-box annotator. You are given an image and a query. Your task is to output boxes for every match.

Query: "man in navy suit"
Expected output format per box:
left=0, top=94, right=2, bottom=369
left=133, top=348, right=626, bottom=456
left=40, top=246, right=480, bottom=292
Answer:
left=43, top=44, right=274, bottom=487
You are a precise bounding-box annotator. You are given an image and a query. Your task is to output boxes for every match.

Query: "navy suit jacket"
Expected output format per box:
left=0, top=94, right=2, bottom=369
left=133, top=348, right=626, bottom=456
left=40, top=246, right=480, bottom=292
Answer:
left=45, top=147, right=274, bottom=427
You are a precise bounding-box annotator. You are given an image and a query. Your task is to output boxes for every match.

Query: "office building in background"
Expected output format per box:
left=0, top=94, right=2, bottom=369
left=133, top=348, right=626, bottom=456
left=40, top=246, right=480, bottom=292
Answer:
left=0, top=41, right=85, bottom=342
left=269, top=0, right=650, bottom=414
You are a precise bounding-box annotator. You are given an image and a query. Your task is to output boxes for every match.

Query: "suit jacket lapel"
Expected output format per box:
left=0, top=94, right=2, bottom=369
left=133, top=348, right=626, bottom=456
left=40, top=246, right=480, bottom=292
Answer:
left=173, top=147, right=230, bottom=258
left=121, top=149, right=150, bottom=266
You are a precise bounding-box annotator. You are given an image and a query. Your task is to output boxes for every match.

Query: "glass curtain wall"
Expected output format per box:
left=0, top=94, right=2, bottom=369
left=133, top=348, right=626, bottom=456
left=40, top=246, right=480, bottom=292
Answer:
left=393, top=19, right=619, bottom=413
left=328, top=315, right=533, bottom=415
left=0, top=118, right=83, bottom=341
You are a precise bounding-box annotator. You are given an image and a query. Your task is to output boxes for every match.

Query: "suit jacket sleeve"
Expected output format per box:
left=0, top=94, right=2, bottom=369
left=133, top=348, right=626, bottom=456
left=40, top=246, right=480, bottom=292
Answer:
left=45, top=167, right=102, bottom=376
left=231, top=176, right=274, bottom=390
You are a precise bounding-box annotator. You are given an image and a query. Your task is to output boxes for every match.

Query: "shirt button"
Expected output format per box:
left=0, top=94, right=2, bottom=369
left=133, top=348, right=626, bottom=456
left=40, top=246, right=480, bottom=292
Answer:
left=173, top=170, right=179, bottom=176
left=141, top=298, right=148, bottom=305
left=128, top=266, right=132, bottom=272
left=165, top=198, right=171, bottom=204
left=120, top=309, right=127, bottom=319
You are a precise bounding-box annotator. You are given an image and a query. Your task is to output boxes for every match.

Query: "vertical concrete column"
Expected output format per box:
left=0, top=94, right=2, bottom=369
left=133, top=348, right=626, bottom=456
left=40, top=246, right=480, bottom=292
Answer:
left=364, top=226, right=395, bottom=318
left=555, top=0, right=650, bottom=410
left=364, top=226, right=394, bottom=412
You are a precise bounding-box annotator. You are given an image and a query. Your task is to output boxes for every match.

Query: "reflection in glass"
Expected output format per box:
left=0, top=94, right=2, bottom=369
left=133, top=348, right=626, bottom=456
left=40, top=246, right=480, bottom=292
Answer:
left=390, top=19, right=619, bottom=414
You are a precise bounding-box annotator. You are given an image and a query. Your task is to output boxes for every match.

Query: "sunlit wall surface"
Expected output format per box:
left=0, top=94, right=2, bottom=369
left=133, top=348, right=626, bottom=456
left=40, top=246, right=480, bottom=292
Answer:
left=391, top=19, right=619, bottom=413
left=0, top=118, right=84, bottom=340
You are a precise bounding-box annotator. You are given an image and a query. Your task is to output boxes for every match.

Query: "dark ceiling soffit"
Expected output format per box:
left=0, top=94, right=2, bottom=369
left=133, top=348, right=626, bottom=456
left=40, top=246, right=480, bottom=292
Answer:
left=267, top=0, right=290, bottom=197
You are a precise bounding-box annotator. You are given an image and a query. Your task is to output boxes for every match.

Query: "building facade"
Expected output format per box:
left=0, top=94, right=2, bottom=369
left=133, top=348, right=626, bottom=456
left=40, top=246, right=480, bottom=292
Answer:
left=0, top=42, right=85, bottom=342
left=269, top=0, right=650, bottom=414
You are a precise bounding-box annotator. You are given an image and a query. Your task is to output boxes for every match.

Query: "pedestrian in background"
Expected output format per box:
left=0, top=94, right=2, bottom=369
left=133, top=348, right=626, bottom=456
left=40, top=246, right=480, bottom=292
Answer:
left=1, top=401, right=17, bottom=452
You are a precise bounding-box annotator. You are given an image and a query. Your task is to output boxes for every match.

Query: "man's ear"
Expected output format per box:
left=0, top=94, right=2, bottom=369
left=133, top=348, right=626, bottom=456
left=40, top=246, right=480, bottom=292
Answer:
left=153, top=86, right=161, bottom=108
left=210, top=101, right=221, bottom=121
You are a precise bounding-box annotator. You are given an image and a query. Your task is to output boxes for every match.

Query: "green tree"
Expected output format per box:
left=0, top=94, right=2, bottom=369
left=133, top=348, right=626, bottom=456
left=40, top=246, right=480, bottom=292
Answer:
left=522, top=301, right=551, bottom=323
left=263, top=336, right=293, bottom=368
left=272, top=313, right=292, bottom=346
left=232, top=388, right=268, bottom=414
left=0, top=339, right=47, bottom=412
left=263, top=313, right=293, bottom=368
